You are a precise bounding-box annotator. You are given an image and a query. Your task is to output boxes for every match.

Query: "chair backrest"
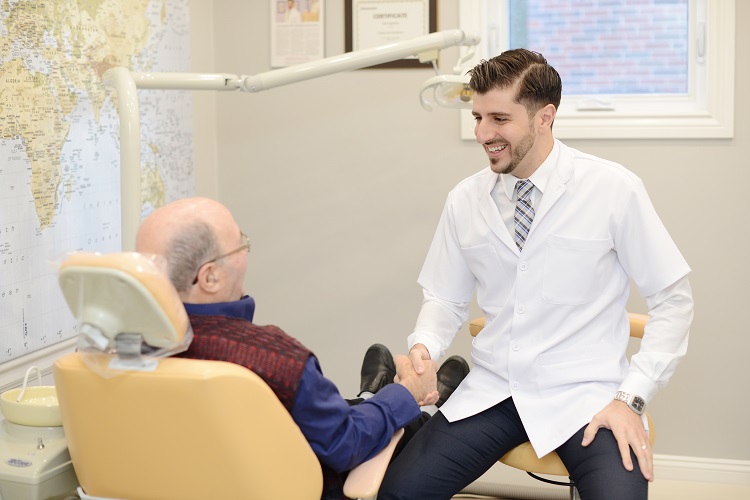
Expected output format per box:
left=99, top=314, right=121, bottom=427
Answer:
left=54, top=353, right=323, bottom=500
left=58, top=251, right=190, bottom=352
left=53, top=251, right=324, bottom=499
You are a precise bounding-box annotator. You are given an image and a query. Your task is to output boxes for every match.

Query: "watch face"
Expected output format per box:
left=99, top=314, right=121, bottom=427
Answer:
left=631, top=396, right=646, bottom=413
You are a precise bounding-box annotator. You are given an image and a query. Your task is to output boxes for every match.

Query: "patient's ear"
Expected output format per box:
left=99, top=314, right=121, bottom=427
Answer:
left=195, top=263, right=221, bottom=293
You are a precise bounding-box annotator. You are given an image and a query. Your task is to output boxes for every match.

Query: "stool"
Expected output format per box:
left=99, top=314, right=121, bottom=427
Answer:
left=468, top=313, right=655, bottom=500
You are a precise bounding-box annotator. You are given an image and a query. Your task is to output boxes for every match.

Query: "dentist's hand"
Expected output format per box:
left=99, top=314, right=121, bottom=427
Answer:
left=395, top=354, right=438, bottom=406
left=582, top=400, right=654, bottom=481
left=408, top=343, right=431, bottom=375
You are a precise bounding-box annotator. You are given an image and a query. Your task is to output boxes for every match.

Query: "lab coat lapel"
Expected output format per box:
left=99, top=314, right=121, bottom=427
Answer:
left=528, top=147, right=573, bottom=237
left=477, top=173, right=517, bottom=252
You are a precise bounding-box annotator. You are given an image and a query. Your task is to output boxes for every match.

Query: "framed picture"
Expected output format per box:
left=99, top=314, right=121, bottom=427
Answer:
left=345, top=0, right=437, bottom=69
left=271, top=0, right=325, bottom=67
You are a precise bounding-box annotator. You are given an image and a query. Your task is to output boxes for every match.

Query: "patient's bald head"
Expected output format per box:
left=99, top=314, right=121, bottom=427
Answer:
left=136, top=197, right=248, bottom=304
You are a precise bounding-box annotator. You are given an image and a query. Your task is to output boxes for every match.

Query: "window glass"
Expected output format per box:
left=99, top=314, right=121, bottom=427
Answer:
left=507, top=0, right=689, bottom=95
left=459, top=0, right=735, bottom=139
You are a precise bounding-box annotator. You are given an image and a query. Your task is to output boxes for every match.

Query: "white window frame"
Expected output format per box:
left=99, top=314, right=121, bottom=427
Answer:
left=458, top=0, right=735, bottom=140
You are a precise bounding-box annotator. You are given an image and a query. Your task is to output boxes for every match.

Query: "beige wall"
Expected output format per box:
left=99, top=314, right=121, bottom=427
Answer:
left=193, top=1, right=750, bottom=461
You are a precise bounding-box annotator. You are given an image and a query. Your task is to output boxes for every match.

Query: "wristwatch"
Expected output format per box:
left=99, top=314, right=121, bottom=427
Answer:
left=614, top=391, right=646, bottom=415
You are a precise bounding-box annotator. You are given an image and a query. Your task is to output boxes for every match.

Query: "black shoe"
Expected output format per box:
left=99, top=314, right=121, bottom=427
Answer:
left=436, top=355, right=470, bottom=407
left=359, top=344, right=396, bottom=396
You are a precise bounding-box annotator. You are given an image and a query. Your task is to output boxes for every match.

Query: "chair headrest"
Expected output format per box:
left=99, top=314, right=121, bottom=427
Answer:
left=59, top=252, right=191, bottom=360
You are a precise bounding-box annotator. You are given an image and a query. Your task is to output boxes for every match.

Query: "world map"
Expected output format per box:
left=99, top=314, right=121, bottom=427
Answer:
left=0, top=0, right=193, bottom=364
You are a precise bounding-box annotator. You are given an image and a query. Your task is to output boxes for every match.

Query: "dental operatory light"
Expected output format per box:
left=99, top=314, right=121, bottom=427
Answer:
left=419, top=36, right=479, bottom=111
left=419, top=74, right=473, bottom=111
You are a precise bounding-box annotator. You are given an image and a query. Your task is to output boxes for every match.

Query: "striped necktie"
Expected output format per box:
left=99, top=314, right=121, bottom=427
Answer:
left=514, top=179, right=535, bottom=251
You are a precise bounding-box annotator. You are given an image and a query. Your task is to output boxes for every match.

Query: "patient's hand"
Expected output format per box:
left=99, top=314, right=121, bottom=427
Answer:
left=395, top=354, right=439, bottom=406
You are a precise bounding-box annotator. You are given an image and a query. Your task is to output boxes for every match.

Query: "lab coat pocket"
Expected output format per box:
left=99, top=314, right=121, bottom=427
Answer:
left=470, top=339, right=494, bottom=367
left=461, top=243, right=513, bottom=307
left=542, top=235, right=613, bottom=305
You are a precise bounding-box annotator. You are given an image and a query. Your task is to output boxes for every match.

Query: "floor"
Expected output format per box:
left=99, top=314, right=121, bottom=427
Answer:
left=48, top=461, right=750, bottom=500
left=453, top=467, right=750, bottom=500
left=451, top=476, right=750, bottom=500
left=53, top=477, right=750, bottom=500
left=457, top=481, right=750, bottom=499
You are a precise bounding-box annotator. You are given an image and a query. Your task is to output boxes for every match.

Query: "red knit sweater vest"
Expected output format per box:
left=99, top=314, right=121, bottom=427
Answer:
left=179, top=314, right=311, bottom=410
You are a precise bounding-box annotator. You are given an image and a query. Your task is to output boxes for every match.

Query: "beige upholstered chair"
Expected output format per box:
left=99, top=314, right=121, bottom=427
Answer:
left=53, top=252, right=398, bottom=500
left=469, top=313, right=655, bottom=500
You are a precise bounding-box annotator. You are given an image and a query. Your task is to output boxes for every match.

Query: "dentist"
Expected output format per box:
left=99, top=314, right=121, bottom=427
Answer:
left=379, top=49, right=693, bottom=500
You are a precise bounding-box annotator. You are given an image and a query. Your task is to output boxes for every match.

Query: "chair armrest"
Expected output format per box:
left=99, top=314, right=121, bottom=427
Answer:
left=469, top=317, right=485, bottom=337
left=628, top=312, right=648, bottom=339
left=343, top=428, right=404, bottom=499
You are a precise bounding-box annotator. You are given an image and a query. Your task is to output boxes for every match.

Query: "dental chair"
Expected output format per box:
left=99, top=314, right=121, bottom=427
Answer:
left=468, top=313, right=656, bottom=500
left=52, top=252, right=399, bottom=500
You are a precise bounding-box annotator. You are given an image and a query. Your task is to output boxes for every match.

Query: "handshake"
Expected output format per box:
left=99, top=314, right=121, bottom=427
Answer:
left=361, top=343, right=469, bottom=408
left=396, top=344, right=469, bottom=408
left=395, top=354, right=440, bottom=406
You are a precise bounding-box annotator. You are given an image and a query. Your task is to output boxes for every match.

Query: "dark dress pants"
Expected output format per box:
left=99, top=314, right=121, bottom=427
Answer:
left=378, top=397, right=648, bottom=500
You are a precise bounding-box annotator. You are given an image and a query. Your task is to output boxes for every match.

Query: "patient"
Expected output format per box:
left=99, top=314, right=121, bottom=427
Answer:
left=135, top=197, right=469, bottom=500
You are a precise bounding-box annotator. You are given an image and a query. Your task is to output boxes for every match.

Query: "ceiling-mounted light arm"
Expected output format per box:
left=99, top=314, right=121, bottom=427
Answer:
left=127, top=30, right=480, bottom=93
left=452, top=34, right=480, bottom=75
left=131, top=72, right=242, bottom=90
left=104, top=29, right=480, bottom=250
left=240, top=29, right=480, bottom=93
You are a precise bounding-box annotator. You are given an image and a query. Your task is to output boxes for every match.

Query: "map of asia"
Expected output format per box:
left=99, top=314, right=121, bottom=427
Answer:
left=0, top=0, right=194, bottom=364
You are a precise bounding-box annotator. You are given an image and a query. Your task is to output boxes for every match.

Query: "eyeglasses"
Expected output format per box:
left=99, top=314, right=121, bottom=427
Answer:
left=192, top=232, right=250, bottom=285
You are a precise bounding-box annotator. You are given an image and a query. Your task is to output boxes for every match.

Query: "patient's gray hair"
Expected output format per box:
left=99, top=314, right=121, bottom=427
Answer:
left=165, top=221, right=221, bottom=292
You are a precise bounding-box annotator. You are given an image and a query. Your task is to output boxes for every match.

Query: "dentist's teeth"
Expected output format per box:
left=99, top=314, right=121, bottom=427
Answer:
left=488, top=144, right=507, bottom=153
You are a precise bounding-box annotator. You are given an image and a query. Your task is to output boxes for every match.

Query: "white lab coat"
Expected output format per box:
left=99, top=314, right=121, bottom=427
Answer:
left=410, top=140, right=691, bottom=457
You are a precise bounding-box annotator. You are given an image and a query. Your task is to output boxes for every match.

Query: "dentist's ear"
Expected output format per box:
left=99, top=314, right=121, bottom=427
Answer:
left=539, top=103, right=557, bottom=130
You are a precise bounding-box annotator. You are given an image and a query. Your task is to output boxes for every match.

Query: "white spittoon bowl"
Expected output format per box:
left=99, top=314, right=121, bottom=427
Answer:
left=0, top=365, right=63, bottom=427
left=0, top=386, right=62, bottom=427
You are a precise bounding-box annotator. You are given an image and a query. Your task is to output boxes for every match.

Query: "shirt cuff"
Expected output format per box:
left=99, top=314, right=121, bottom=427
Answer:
left=368, top=383, right=422, bottom=428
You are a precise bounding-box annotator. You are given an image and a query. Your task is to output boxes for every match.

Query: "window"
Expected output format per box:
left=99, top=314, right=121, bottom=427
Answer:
left=458, top=0, right=735, bottom=139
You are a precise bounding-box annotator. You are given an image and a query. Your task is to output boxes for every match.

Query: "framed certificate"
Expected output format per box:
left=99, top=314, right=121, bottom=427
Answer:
left=345, top=0, right=437, bottom=69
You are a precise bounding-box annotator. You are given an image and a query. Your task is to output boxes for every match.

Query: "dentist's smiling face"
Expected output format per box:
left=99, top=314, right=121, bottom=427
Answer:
left=472, top=85, right=541, bottom=179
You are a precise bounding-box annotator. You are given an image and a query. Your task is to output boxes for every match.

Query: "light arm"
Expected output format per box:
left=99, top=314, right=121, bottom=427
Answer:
left=241, top=29, right=480, bottom=92
left=103, top=29, right=480, bottom=250
left=126, top=29, right=480, bottom=93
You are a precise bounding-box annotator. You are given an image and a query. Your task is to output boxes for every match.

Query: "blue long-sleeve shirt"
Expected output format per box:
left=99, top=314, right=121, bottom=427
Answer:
left=184, top=296, right=421, bottom=472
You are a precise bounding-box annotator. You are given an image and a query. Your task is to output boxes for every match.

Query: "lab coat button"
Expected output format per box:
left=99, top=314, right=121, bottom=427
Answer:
left=512, top=343, right=520, bottom=351
left=516, top=305, right=526, bottom=314
left=519, top=262, right=528, bottom=271
left=511, top=382, right=519, bottom=391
